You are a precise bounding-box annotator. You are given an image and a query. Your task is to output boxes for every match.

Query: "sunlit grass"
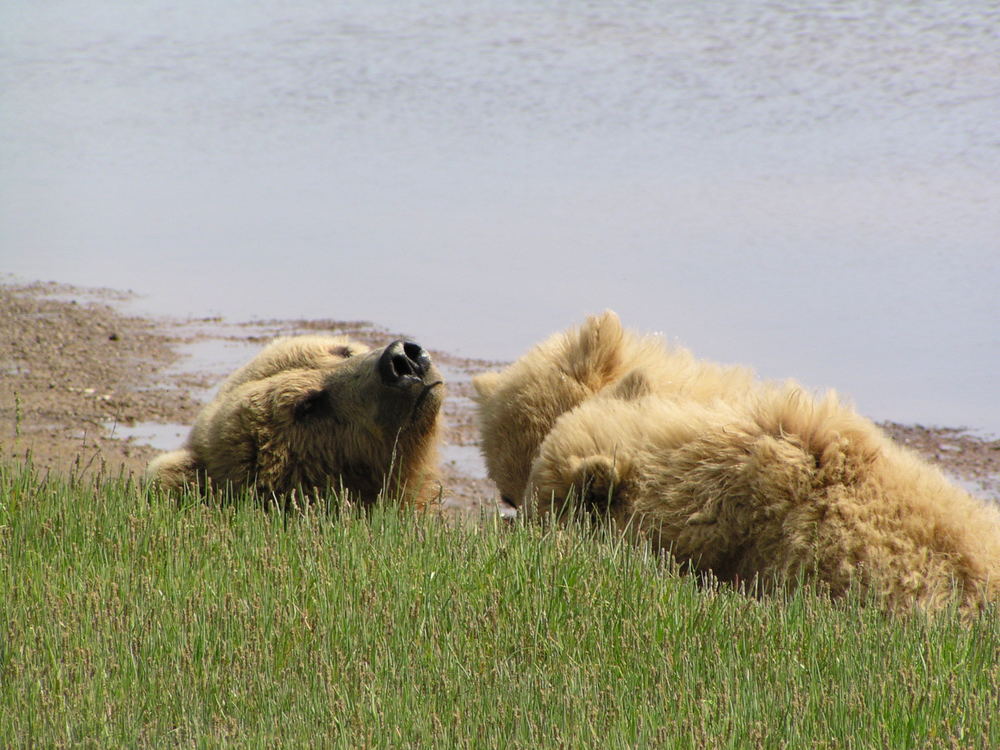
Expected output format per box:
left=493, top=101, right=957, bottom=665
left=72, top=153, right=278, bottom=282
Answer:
left=1, top=461, right=997, bottom=748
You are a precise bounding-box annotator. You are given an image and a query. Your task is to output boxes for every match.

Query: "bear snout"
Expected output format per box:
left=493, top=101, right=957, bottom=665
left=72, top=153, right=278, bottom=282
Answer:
left=378, top=340, right=433, bottom=387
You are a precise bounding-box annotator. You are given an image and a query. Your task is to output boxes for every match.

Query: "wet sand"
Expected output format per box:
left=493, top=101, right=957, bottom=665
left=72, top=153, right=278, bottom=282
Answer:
left=2, top=280, right=997, bottom=506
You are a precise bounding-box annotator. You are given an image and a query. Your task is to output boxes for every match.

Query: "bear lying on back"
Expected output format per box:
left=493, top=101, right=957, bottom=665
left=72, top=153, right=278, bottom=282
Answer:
left=147, top=334, right=444, bottom=506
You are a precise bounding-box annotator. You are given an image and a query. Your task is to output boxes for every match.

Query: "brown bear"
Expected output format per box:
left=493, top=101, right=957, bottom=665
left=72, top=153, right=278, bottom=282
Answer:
left=472, top=311, right=757, bottom=508
left=147, top=334, right=445, bottom=506
left=522, top=356, right=1000, bottom=614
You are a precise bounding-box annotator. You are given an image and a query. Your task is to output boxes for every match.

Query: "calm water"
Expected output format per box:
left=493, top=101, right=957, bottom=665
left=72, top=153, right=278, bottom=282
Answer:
left=2, top=1, right=998, bottom=430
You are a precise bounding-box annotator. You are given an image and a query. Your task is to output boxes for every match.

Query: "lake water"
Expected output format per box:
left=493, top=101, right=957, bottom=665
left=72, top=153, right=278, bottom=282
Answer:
left=2, top=0, right=998, bottom=431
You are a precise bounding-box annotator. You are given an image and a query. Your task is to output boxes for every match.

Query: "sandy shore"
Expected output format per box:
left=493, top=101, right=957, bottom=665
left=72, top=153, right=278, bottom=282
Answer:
left=2, top=280, right=997, bottom=505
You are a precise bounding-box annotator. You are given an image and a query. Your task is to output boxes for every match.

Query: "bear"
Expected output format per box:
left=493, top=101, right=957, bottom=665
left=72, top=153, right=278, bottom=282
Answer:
left=524, top=374, right=1000, bottom=615
left=472, top=311, right=757, bottom=508
left=147, top=334, right=445, bottom=507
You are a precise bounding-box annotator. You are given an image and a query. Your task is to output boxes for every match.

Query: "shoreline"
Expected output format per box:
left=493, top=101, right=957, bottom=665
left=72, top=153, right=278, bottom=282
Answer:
left=2, top=280, right=997, bottom=504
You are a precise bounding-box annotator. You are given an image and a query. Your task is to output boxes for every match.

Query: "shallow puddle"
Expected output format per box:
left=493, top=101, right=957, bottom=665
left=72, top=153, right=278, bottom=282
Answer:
left=108, top=420, right=188, bottom=453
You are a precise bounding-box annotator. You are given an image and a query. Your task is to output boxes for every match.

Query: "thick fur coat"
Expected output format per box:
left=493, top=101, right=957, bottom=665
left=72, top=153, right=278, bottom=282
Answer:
left=527, top=380, right=1000, bottom=614
left=476, top=313, right=1000, bottom=613
left=148, top=335, right=444, bottom=506
left=472, top=311, right=755, bottom=506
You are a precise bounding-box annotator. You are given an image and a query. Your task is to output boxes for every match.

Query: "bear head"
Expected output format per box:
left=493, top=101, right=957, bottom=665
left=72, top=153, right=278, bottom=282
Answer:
left=472, top=310, right=754, bottom=509
left=472, top=311, right=639, bottom=508
left=147, top=334, right=444, bottom=506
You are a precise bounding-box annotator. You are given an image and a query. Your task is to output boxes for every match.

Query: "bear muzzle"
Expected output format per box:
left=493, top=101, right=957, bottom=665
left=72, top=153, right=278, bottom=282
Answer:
left=378, top=340, right=434, bottom=386
left=374, top=340, right=444, bottom=427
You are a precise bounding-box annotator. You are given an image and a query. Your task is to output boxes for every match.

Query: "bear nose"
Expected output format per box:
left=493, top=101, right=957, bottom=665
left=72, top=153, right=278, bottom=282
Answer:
left=378, top=340, right=431, bottom=386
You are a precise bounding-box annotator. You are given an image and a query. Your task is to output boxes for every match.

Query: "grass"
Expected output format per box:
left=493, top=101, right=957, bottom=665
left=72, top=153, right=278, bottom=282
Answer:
left=1, top=461, right=997, bottom=748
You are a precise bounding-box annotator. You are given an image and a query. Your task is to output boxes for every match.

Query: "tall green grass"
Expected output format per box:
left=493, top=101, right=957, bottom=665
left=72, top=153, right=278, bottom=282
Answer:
left=1, top=461, right=997, bottom=748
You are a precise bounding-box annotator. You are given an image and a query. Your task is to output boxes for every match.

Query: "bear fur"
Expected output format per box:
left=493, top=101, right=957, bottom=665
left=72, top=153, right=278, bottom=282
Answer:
left=472, top=310, right=757, bottom=506
left=477, top=313, right=1000, bottom=614
left=147, top=334, right=445, bottom=506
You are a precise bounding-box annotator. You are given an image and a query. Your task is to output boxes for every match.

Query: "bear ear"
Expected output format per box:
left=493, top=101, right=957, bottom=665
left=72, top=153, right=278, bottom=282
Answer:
left=293, top=388, right=329, bottom=421
left=577, top=311, right=623, bottom=355
left=567, top=310, right=625, bottom=387
left=607, top=369, right=652, bottom=402
left=472, top=372, right=502, bottom=401
left=591, top=309, right=621, bottom=327
left=328, top=339, right=370, bottom=359
left=568, top=454, right=624, bottom=512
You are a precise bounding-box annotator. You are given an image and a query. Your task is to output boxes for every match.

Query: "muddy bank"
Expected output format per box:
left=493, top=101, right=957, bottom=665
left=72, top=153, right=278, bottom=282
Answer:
left=2, top=281, right=998, bottom=505
left=0, top=281, right=201, bottom=479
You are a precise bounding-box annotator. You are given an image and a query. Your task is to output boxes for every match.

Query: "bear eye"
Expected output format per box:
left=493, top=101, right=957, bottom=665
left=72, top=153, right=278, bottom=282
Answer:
left=293, top=389, right=331, bottom=421
left=330, top=345, right=354, bottom=359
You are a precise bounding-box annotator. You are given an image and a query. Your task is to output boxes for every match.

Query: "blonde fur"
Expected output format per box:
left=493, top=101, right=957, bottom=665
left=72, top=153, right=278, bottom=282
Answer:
left=527, top=380, right=1000, bottom=614
left=473, top=311, right=756, bottom=505
left=147, top=335, right=444, bottom=506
